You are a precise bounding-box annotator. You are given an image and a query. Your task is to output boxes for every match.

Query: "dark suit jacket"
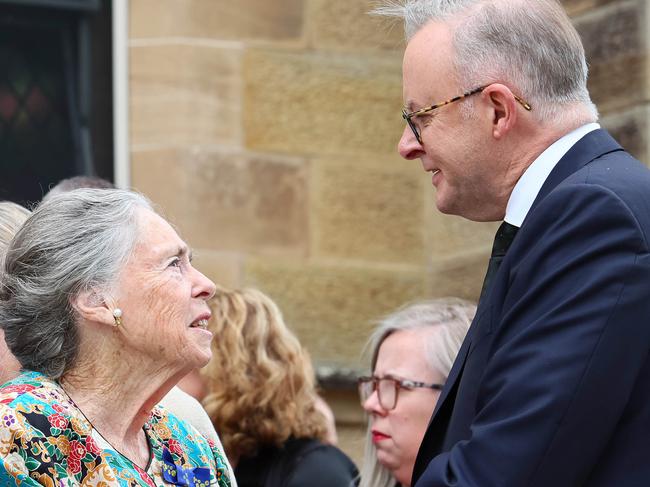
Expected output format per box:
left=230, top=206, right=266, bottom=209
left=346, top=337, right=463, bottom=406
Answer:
left=413, top=129, right=650, bottom=487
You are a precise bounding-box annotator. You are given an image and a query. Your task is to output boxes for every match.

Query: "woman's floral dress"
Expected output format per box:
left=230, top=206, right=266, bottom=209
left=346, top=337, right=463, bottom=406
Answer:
left=0, top=371, right=232, bottom=486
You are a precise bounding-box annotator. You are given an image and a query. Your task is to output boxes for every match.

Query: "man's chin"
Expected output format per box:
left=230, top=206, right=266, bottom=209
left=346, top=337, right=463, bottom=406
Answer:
left=434, top=192, right=459, bottom=216
left=435, top=193, right=492, bottom=221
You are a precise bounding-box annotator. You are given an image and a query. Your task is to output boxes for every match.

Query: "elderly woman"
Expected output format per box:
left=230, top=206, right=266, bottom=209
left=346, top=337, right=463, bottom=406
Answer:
left=358, top=299, right=475, bottom=487
left=202, top=287, right=358, bottom=487
left=0, top=201, right=30, bottom=253
left=0, top=201, right=30, bottom=385
left=0, top=189, right=232, bottom=486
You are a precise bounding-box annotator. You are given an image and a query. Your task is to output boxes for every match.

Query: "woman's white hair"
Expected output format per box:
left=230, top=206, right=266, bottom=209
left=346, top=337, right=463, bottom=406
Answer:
left=358, top=297, right=475, bottom=487
left=0, top=189, right=153, bottom=379
left=373, top=0, right=598, bottom=124
left=0, top=201, right=30, bottom=265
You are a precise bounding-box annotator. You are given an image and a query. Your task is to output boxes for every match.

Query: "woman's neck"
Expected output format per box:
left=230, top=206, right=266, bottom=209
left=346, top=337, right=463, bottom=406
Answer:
left=60, top=347, right=188, bottom=467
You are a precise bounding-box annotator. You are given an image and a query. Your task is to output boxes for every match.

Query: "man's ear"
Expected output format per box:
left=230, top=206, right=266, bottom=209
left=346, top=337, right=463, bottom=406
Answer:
left=482, top=83, right=520, bottom=140
left=71, top=289, right=115, bottom=327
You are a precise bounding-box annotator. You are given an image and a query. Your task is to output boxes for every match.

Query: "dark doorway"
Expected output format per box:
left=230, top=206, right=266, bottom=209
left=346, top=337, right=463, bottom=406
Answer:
left=0, top=0, right=113, bottom=206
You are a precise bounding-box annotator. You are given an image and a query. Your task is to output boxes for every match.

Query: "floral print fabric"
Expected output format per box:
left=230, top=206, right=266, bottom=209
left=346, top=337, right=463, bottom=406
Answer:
left=0, top=371, right=232, bottom=486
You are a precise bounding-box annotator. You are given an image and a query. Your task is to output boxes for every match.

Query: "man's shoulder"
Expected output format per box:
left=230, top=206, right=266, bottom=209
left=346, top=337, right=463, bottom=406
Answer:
left=558, top=150, right=650, bottom=235
left=532, top=147, right=650, bottom=226
left=578, top=148, right=650, bottom=187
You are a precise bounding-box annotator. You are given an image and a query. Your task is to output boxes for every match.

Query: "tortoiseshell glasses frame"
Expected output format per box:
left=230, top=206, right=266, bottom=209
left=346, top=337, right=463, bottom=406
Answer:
left=402, top=85, right=533, bottom=144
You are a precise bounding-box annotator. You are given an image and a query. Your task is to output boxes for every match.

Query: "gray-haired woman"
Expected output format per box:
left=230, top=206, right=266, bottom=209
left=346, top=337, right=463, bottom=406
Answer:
left=0, top=201, right=30, bottom=385
left=358, top=299, right=475, bottom=487
left=0, top=189, right=232, bottom=486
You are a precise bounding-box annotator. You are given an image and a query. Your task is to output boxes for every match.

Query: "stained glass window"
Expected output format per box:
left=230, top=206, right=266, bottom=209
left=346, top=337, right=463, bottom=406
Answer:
left=0, top=1, right=111, bottom=206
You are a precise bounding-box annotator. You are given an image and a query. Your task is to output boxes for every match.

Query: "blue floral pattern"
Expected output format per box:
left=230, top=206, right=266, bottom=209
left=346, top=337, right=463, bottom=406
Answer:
left=0, top=371, right=232, bottom=486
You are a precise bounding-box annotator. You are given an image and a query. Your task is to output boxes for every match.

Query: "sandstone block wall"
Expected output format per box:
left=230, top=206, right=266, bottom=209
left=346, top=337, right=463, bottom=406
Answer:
left=566, top=0, right=650, bottom=161
left=130, top=0, right=650, bottom=465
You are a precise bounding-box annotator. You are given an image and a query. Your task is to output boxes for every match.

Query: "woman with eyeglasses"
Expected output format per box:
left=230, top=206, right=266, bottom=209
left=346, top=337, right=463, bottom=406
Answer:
left=202, top=287, right=359, bottom=487
left=358, top=298, right=475, bottom=487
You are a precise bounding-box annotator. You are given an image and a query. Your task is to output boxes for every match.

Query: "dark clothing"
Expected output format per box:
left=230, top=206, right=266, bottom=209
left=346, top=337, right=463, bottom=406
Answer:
left=236, top=437, right=358, bottom=487
left=414, top=129, right=650, bottom=486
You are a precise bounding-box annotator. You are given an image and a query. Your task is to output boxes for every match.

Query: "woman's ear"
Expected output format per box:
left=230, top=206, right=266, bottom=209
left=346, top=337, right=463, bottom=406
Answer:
left=71, top=289, right=115, bottom=327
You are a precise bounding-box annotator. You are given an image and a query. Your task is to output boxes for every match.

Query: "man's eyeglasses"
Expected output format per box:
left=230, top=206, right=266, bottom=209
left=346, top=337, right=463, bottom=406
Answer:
left=402, top=85, right=533, bottom=144
left=357, top=375, right=444, bottom=411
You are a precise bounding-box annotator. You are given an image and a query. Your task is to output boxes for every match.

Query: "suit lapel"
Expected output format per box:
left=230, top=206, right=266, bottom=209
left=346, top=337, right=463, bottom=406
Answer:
left=412, top=309, right=479, bottom=483
left=422, top=295, right=489, bottom=425
left=430, top=327, right=472, bottom=417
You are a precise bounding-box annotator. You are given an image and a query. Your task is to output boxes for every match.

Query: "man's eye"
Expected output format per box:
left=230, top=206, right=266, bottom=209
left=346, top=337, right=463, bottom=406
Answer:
left=168, top=258, right=181, bottom=268
left=419, top=114, right=434, bottom=126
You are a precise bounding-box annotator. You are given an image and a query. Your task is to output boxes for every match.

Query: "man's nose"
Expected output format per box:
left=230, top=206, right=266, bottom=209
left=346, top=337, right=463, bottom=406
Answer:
left=398, top=125, right=424, bottom=160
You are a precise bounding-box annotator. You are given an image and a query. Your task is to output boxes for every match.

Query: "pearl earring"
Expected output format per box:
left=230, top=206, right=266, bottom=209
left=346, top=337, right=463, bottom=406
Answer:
left=113, top=308, right=123, bottom=327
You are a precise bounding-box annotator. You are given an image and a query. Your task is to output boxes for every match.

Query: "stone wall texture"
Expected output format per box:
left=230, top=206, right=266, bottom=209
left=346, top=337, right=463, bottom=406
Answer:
left=129, top=0, right=649, bottom=466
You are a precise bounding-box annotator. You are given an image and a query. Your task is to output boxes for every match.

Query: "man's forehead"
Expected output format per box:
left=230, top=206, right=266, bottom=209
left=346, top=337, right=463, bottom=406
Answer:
left=402, top=22, right=456, bottom=107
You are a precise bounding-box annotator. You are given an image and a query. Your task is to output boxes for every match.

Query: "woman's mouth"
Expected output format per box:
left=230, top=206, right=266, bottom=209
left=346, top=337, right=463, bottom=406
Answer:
left=190, top=319, right=209, bottom=329
left=372, top=431, right=390, bottom=443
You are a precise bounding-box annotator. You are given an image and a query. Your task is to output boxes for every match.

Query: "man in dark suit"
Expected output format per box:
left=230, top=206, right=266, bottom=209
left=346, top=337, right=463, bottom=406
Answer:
left=373, top=0, right=650, bottom=485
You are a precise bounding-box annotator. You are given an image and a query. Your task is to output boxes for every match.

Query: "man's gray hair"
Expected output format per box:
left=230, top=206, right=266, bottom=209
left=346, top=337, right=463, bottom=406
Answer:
left=373, top=0, right=598, bottom=123
left=358, top=297, right=475, bottom=487
left=0, top=189, right=153, bottom=379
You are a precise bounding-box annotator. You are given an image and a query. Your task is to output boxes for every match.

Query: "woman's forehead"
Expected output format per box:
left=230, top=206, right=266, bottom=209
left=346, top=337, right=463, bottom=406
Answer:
left=133, top=209, right=187, bottom=258
left=376, top=329, right=433, bottom=372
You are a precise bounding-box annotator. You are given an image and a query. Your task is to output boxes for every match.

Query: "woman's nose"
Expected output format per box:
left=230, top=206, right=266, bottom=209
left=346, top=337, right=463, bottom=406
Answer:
left=363, top=389, right=387, bottom=415
left=191, top=266, right=216, bottom=300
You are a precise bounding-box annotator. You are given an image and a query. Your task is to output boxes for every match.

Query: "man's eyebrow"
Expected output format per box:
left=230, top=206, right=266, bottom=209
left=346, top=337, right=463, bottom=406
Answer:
left=404, top=99, right=417, bottom=112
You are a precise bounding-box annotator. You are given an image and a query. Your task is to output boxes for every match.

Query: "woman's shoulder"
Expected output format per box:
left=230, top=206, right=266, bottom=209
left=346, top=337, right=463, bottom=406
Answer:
left=0, top=371, right=81, bottom=429
left=282, top=438, right=359, bottom=487
left=0, top=370, right=56, bottom=405
left=158, top=386, right=220, bottom=443
left=0, top=373, right=111, bottom=486
left=148, top=403, right=214, bottom=452
left=147, top=403, right=233, bottom=484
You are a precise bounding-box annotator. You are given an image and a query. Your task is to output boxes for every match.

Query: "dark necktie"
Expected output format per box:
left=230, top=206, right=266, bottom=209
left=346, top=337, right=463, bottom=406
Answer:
left=479, top=221, right=519, bottom=303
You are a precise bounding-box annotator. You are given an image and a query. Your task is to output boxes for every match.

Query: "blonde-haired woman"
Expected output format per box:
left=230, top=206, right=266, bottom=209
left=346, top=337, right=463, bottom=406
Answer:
left=203, top=287, right=358, bottom=487
left=358, top=298, right=475, bottom=487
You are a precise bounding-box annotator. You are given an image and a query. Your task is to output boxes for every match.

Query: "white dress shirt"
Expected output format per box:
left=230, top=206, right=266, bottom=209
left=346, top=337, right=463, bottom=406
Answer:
left=504, top=123, right=601, bottom=227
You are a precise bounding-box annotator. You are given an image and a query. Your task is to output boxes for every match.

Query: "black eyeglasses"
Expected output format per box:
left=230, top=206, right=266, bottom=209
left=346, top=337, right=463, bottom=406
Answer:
left=358, top=375, right=444, bottom=411
left=402, top=85, right=533, bottom=144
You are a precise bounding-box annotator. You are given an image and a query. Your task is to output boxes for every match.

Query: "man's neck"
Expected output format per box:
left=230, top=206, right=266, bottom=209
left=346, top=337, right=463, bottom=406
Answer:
left=489, top=119, right=594, bottom=223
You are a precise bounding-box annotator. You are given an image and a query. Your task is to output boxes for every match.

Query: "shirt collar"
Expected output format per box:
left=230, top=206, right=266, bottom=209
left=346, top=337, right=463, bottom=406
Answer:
left=504, top=122, right=600, bottom=227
